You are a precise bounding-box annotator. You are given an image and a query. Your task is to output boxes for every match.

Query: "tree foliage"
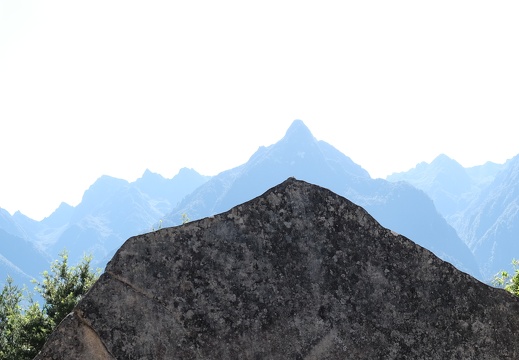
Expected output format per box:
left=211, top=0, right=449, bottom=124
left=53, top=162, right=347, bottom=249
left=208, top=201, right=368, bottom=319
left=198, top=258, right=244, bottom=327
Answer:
left=0, top=251, right=99, bottom=360
left=0, top=277, right=24, bottom=359
left=36, top=251, right=99, bottom=327
left=493, top=259, right=519, bottom=296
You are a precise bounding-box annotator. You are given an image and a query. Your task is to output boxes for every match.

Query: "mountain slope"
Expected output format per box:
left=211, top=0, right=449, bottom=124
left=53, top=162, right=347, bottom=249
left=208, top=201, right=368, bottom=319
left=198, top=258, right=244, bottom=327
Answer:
left=164, top=120, right=481, bottom=279
left=0, top=228, right=50, bottom=287
left=458, top=155, right=519, bottom=279
left=387, top=153, right=519, bottom=280
left=0, top=207, right=26, bottom=239
left=386, top=154, right=504, bottom=223
left=0, top=168, right=210, bottom=290
left=41, top=168, right=210, bottom=268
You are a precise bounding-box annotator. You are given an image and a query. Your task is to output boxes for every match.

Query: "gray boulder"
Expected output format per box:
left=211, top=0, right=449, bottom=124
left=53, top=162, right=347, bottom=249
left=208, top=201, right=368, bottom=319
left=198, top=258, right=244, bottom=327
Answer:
left=35, top=178, right=519, bottom=359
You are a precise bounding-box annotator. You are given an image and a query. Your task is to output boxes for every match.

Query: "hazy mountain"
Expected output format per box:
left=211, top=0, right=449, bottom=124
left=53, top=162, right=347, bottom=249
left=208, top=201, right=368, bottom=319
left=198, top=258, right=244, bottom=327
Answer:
left=164, top=120, right=481, bottom=279
left=0, top=207, right=26, bottom=239
left=163, top=120, right=370, bottom=223
left=133, top=167, right=208, bottom=211
left=0, top=228, right=50, bottom=287
left=0, top=253, right=28, bottom=287
left=0, top=207, right=50, bottom=287
left=385, top=153, right=519, bottom=280
left=7, top=121, right=515, bottom=287
left=37, top=168, right=210, bottom=268
left=40, top=202, right=75, bottom=228
left=386, top=154, right=504, bottom=222
left=466, top=161, right=506, bottom=187
left=456, top=155, right=519, bottom=279
left=354, top=180, right=480, bottom=278
left=0, top=168, right=210, bottom=292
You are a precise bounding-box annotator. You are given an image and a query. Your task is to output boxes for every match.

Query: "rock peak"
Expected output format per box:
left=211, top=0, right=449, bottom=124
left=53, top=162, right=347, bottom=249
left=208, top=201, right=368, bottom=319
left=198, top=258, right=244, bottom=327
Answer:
left=287, top=118, right=309, bottom=130
left=36, top=178, right=519, bottom=359
left=283, top=119, right=315, bottom=142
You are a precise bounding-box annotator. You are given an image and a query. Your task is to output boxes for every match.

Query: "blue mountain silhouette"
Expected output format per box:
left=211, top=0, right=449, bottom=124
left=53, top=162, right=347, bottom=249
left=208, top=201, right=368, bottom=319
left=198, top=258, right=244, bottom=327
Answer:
left=163, top=120, right=481, bottom=279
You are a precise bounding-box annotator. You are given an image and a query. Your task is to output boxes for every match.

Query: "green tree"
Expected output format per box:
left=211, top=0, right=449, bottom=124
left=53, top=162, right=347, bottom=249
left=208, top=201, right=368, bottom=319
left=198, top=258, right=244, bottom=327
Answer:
left=0, top=276, right=24, bottom=359
left=0, top=251, right=100, bottom=360
left=35, top=250, right=100, bottom=328
left=493, top=259, right=519, bottom=296
left=0, top=277, right=49, bottom=359
left=16, top=301, right=50, bottom=358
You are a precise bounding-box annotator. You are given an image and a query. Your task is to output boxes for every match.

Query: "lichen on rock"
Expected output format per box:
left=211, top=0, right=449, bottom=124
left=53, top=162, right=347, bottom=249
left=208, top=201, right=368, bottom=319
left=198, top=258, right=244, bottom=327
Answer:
left=35, top=178, right=519, bottom=359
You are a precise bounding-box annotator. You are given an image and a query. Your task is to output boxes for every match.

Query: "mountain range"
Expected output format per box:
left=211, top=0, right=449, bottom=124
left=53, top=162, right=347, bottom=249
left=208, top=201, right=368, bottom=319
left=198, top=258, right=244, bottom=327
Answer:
left=1, top=119, right=517, bottom=289
left=162, top=120, right=480, bottom=279
left=0, top=168, right=210, bottom=288
left=388, top=153, right=519, bottom=279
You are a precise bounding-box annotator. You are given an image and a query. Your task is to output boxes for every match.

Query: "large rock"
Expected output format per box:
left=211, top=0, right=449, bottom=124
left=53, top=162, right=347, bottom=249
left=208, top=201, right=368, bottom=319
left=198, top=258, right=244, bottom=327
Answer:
left=35, top=178, right=519, bottom=359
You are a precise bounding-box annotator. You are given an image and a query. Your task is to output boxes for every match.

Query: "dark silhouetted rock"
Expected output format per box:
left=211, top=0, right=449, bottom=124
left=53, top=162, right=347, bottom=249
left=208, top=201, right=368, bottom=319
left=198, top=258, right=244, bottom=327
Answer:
left=35, top=178, right=519, bottom=359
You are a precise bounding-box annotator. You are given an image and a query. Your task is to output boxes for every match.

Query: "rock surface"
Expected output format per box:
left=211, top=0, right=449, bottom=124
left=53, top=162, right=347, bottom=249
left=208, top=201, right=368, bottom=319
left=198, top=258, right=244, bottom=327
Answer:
left=35, top=178, right=519, bottom=359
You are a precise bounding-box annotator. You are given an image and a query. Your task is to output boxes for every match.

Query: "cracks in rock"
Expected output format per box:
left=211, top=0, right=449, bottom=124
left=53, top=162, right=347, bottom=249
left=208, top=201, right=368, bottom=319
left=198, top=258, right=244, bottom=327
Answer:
left=303, top=327, right=337, bottom=360
left=105, top=270, right=181, bottom=320
left=104, top=271, right=191, bottom=342
left=74, top=309, right=116, bottom=360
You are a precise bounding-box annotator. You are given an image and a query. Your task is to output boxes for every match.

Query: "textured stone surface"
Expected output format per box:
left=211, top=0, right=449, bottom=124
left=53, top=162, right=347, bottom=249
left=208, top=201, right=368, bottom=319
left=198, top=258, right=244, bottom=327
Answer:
left=35, top=178, right=519, bottom=359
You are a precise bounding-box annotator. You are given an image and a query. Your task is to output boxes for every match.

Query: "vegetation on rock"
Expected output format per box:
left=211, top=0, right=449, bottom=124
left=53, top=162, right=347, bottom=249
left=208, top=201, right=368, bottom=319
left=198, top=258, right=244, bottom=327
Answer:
left=493, top=259, right=519, bottom=297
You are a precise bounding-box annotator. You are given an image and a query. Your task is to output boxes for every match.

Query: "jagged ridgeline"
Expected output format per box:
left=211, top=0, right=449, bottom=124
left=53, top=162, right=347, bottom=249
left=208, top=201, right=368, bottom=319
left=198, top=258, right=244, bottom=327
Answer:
left=35, top=178, right=519, bottom=359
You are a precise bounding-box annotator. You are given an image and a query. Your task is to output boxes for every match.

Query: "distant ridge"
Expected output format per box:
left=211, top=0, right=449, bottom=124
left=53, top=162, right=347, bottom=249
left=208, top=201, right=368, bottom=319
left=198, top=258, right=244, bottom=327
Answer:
left=163, top=120, right=481, bottom=279
left=386, top=154, right=504, bottom=221
left=386, top=153, right=518, bottom=279
left=0, top=168, right=211, bottom=283
left=7, top=119, right=517, bottom=289
left=459, top=154, right=519, bottom=279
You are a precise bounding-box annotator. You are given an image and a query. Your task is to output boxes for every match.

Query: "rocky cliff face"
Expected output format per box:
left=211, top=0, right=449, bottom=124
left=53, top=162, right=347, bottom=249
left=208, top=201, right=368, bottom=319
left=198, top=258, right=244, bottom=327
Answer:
left=35, top=178, right=519, bottom=359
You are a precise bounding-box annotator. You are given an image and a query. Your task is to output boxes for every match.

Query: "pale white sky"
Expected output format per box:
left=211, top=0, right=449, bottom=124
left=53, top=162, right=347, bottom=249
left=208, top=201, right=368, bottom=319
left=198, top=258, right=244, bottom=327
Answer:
left=1, top=1, right=518, bottom=221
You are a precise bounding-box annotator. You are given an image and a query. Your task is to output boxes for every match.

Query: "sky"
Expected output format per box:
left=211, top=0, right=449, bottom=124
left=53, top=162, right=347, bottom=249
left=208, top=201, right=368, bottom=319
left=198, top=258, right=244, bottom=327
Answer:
left=1, top=1, right=518, bottom=221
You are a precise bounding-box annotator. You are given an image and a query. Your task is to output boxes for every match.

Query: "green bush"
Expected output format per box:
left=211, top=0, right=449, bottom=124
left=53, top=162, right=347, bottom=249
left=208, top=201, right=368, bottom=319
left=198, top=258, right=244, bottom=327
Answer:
left=493, top=259, right=519, bottom=296
left=0, top=251, right=100, bottom=359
